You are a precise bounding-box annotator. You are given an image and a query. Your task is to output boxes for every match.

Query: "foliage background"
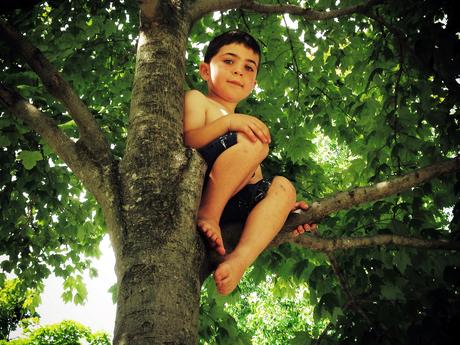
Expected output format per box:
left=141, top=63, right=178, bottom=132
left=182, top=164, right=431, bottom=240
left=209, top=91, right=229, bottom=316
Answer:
left=1, top=0, right=459, bottom=344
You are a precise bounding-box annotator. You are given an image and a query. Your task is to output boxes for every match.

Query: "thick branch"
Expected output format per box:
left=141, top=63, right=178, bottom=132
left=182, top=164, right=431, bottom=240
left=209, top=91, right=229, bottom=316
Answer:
left=190, top=0, right=384, bottom=24
left=0, top=83, right=107, bottom=206
left=281, top=156, right=460, bottom=230
left=0, top=20, right=112, bottom=164
left=138, top=0, right=159, bottom=19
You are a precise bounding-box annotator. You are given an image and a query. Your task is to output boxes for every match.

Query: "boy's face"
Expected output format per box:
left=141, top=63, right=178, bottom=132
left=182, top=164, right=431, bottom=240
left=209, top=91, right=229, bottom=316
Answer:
left=200, top=43, right=259, bottom=105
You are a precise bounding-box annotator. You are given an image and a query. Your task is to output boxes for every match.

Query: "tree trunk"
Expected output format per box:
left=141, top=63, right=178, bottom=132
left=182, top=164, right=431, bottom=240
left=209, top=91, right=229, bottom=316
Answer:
left=114, top=2, right=204, bottom=343
left=2, top=1, right=459, bottom=344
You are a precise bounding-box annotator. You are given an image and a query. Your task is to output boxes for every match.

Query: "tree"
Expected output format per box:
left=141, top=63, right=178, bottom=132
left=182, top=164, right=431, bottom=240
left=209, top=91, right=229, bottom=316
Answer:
left=0, top=280, right=108, bottom=345
left=1, top=320, right=111, bottom=345
left=1, top=0, right=459, bottom=344
left=0, top=280, right=38, bottom=341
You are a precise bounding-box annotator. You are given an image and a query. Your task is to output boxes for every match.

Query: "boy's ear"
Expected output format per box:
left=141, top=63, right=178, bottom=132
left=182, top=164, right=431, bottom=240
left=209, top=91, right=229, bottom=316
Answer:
left=199, top=62, right=210, bottom=81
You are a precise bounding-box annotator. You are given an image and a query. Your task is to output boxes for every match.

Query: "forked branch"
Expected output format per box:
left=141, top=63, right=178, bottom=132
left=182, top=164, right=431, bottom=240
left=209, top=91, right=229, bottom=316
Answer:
left=0, top=83, right=108, bottom=206
left=0, top=20, right=112, bottom=165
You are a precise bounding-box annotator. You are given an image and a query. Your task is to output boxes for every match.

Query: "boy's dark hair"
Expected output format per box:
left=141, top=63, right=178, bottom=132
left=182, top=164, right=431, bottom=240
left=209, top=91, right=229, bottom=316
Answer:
left=204, top=30, right=261, bottom=65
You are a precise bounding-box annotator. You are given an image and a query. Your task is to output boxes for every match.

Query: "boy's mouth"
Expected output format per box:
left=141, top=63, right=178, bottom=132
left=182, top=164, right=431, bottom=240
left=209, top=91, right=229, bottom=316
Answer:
left=228, top=80, right=244, bottom=87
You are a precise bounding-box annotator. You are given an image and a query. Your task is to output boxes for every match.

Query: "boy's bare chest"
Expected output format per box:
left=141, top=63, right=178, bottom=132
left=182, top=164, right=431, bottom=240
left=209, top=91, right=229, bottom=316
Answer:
left=205, top=101, right=229, bottom=124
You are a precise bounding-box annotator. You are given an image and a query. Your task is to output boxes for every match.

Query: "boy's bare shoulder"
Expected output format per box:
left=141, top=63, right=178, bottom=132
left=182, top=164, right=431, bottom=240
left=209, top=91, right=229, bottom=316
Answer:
left=185, top=89, right=207, bottom=102
left=185, top=90, right=213, bottom=116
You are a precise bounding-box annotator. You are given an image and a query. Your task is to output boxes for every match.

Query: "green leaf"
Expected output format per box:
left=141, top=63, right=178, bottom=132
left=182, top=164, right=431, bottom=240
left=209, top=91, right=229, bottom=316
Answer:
left=108, top=283, right=118, bottom=304
left=393, top=250, right=411, bottom=274
left=17, top=150, right=43, bottom=170
left=291, top=331, right=312, bottom=345
left=381, top=283, right=405, bottom=301
left=0, top=135, right=11, bottom=147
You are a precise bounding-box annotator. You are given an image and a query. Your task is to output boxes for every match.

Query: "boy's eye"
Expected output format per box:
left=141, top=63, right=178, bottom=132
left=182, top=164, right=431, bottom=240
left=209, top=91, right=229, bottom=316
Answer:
left=223, top=59, right=233, bottom=64
left=245, top=65, right=255, bottom=72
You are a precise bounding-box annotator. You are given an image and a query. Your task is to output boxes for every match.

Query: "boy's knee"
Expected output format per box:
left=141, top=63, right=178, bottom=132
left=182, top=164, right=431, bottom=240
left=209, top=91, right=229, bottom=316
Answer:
left=237, top=133, right=269, bottom=160
left=258, top=141, right=269, bottom=159
left=272, top=176, right=296, bottom=204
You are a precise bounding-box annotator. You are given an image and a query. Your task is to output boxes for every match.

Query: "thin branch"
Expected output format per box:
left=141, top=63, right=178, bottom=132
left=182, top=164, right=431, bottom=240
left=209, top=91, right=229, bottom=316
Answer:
left=365, top=11, right=460, bottom=99
left=185, top=73, right=196, bottom=90
left=279, top=7, right=301, bottom=102
left=314, top=321, right=335, bottom=345
left=313, top=84, right=353, bottom=123
left=238, top=9, right=251, bottom=32
left=190, top=0, right=384, bottom=25
left=217, top=220, right=460, bottom=268
left=388, top=23, right=405, bottom=175
left=0, top=20, right=112, bottom=165
left=0, top=83, right=107, bottom=206
left=327, top=252, right=372, bottom=324
left=272, top=233, right=460, bottom=252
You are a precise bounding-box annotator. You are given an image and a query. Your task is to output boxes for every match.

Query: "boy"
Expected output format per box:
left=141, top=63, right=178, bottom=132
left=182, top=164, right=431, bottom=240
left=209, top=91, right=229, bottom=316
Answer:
left=183, top=30, right=315, bottom=295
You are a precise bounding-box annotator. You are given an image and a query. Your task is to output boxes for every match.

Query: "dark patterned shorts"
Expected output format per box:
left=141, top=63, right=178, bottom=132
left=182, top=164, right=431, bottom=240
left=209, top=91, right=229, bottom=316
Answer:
left=221, top=178, right=272, bottom=224
left=198, top=131, right=272, bottom=223
left=198, top=131, right=238, bottom=171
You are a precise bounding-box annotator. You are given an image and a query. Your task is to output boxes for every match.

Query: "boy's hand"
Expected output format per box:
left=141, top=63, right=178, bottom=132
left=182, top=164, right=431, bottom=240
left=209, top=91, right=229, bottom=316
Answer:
left=227, top=113, right=271, bottom=144
left=291, top=201, right=317, bottom=237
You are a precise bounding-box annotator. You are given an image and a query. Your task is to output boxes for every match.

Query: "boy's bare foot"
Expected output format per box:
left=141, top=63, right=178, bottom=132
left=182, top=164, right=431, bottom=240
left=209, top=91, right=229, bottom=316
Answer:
left=292, top=223, right=317, bottom=237
left=291, top=201, right=317, bottom=237
left=197, top=218, right=226, bottom=256
left=214, top=254, right=247, bottom=295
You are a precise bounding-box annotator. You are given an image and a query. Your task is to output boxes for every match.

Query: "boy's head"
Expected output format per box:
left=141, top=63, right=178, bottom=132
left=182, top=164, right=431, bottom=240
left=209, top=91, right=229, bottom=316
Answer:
left=200, top=30, right=261, bottom=105
left=204, top=30, right=261, bottom=68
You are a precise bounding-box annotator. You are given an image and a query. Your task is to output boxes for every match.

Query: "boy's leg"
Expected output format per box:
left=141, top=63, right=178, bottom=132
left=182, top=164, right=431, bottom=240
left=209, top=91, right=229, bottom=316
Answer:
left=214, top=176, right=296, bottom=295
left=198, top=134, right=269, bottom=255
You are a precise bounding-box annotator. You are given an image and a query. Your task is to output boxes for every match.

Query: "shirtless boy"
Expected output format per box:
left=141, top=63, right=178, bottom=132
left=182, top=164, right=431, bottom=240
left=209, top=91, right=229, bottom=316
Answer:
left=183, top=30, right=315, bottom=295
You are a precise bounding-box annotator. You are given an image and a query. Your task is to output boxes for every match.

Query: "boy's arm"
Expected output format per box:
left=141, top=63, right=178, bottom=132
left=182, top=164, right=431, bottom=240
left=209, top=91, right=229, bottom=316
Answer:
left=183, top=90, right=271, bottom=148
left=183, top=90, right=229, bottom=149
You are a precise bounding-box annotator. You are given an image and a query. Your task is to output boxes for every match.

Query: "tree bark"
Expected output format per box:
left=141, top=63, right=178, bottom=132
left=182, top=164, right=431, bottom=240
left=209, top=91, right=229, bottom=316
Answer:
left=114, top=1, right=205, bottom=344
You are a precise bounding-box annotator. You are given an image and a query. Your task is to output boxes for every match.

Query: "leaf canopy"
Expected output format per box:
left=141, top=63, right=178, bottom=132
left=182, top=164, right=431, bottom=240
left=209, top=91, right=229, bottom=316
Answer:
left=1, top=0, right=459, bottom=343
